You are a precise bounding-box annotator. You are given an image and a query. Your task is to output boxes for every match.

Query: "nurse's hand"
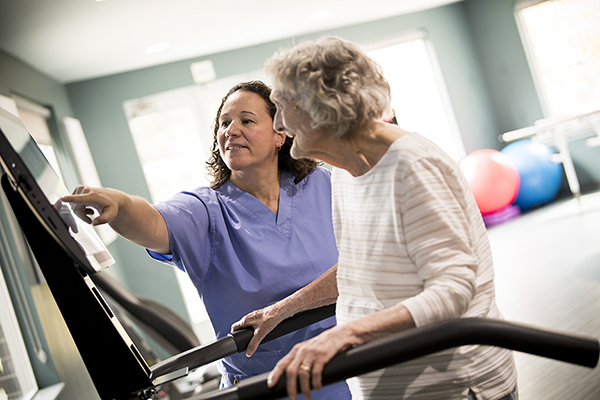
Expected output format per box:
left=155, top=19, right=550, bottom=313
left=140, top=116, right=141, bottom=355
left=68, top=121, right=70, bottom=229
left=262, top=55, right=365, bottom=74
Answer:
left=62, top=185, right=169, bottom=253
left=267, top=325, right=359, bottom=400
left=61, top=185, right=124, bottom=226
left=231, top=303, right=287, bottom=357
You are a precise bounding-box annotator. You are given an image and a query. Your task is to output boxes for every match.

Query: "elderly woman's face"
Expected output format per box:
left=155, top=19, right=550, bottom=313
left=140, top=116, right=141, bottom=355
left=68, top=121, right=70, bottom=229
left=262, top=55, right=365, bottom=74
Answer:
left=271, top=89, right=319, bottom=160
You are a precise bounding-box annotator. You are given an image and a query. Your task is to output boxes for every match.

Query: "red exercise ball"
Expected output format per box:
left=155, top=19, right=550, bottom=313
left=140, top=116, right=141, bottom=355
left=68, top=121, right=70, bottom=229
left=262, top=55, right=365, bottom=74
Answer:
left=459, top=149, right=520, bottom=215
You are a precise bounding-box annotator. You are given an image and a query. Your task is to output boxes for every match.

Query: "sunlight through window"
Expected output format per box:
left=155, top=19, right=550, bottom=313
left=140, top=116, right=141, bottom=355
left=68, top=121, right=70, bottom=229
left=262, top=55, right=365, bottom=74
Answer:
left=368, top=34, right=465, bottom=161
left=517, top=0, right=600, bottom=117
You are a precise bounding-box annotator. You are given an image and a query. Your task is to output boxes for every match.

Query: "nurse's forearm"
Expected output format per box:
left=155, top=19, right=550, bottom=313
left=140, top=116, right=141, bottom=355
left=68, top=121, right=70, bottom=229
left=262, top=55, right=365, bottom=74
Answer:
left=110, top=194, right=170, bottom=254
left=276, top=264, right=338, bottom=320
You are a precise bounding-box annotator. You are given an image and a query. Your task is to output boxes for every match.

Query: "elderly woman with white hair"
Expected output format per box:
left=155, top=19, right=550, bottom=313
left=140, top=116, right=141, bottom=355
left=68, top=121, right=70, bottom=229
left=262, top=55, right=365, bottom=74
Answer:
left=232, top=37, right=518, bottom=400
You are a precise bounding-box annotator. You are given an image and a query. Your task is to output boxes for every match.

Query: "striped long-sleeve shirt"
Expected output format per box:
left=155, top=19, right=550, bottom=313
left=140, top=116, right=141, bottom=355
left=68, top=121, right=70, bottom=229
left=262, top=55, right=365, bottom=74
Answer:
left=332, top=132, right=517, bottom=400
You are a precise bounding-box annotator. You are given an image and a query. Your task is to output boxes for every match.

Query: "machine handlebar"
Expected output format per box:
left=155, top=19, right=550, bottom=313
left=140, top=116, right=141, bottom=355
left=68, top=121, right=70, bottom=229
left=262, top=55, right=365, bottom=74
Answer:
left=199, top=318, right=599, bottom=400
left=150, top=304, right=336, bottom=380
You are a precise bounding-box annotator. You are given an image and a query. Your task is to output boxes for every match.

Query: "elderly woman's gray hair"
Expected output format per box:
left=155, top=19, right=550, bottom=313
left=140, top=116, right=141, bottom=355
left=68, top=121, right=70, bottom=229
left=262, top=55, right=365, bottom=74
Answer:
left=265, top=36, right=392, bottom=137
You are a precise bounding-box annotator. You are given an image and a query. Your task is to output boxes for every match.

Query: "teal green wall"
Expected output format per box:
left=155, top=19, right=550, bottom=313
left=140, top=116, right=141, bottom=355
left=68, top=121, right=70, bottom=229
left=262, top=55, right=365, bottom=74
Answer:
left=0, top=50, right=74, bottom=119
left=463, top=0, right=544, bottom=133
left=62, top=0, right=600, bottom=306
left=1, top=2, right=599, bottom=392
left=66, top=2, right=503, bottom=159
left=3, top=1, right=600, bottom=339
left=0, top=50, right=81, bottom=188
left=63, top=1, right=507, bottom=320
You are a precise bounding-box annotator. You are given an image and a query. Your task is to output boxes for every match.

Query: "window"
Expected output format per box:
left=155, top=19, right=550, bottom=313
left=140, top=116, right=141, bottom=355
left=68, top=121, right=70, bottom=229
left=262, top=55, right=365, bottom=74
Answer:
left=367, top=31, right=465, bottom=161
left=11, top=96, right=64, bottom=183
left=0, top=243, right=38, bottom=400
left=124, top=87, right=213, bottom=204
left=517, top=0, right=600, bottom=117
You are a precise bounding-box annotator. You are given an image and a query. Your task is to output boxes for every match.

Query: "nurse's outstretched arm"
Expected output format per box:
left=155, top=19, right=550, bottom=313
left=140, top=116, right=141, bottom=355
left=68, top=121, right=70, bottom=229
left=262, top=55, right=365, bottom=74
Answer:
left=61, top=185, right=170, bottom=254
left=231, top=264, right=339, bottom=357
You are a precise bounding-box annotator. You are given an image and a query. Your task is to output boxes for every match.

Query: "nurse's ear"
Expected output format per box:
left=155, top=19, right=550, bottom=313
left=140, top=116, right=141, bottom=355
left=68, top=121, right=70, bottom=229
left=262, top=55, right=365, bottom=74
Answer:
left=275, top=130, right=286, bottom=150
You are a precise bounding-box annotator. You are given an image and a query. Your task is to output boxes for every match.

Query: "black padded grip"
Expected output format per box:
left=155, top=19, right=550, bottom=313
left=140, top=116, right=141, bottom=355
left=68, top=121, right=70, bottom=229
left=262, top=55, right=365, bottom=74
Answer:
left=198, top=318, right=599, bottom=400
left=151, top=304, right=336, bottom=380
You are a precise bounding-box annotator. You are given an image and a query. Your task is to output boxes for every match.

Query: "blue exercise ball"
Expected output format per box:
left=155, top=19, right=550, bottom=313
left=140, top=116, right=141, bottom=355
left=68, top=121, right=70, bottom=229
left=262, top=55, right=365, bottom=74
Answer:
left=500, top=140, right=562, bottom=211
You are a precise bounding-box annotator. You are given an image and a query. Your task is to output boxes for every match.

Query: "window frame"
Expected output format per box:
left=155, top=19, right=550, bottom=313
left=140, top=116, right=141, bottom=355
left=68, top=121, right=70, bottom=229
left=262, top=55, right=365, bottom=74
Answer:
left=364, top=30, right=466, bottom=161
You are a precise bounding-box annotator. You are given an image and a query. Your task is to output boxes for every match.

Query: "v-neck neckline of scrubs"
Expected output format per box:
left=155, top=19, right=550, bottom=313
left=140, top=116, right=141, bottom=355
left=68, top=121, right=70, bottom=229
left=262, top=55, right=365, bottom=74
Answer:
left=221, top=172, right=294, bottom=237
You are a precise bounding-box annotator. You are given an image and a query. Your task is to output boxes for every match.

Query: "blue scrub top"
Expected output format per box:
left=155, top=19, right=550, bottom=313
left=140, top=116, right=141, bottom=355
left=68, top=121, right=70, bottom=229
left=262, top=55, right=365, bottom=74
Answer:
left=150, top=167, right=350, bottom=399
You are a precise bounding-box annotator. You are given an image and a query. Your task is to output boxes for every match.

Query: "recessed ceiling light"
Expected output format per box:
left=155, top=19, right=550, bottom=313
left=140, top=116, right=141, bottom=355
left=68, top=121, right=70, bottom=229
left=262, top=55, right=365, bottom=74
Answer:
left=144, top=41, right=171, bottom=54
left=310, top=10, right=332, bottom=22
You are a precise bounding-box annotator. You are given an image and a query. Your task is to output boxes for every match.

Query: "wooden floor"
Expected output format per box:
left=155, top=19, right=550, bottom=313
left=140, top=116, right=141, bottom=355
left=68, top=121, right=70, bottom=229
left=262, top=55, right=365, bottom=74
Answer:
left=487, top=190, right=600, bottom=400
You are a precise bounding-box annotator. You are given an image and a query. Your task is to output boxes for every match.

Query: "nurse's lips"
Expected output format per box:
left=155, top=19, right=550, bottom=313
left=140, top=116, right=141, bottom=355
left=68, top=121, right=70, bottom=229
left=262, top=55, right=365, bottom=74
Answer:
left=227, top=144, right=248, bottom=150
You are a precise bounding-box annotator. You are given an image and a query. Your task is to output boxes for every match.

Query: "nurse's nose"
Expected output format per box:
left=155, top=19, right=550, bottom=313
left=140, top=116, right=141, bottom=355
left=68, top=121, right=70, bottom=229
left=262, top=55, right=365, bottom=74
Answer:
left=224, top=120, right=242, bottom=137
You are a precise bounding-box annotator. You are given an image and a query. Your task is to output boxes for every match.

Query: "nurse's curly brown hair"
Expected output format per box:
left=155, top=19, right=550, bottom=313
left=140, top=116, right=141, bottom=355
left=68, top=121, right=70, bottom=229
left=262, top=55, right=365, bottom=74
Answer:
left=206, top=80, right=319, bottom=189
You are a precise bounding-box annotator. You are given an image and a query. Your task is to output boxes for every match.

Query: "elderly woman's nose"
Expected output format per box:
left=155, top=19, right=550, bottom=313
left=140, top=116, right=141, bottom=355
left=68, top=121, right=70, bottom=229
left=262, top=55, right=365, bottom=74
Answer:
left=273, top=111, right=285, bottom=132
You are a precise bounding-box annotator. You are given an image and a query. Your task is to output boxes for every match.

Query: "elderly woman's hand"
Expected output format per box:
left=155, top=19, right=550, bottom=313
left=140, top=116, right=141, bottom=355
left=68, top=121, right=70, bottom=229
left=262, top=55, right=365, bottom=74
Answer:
left=267, top=325, right=360, bottom=400
left=231, top=303, right=288, bottom=357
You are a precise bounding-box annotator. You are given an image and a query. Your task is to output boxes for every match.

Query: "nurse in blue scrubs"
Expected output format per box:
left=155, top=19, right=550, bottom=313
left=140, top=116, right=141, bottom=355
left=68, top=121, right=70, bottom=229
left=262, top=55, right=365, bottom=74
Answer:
left=62, top=80, right=350, bottom=400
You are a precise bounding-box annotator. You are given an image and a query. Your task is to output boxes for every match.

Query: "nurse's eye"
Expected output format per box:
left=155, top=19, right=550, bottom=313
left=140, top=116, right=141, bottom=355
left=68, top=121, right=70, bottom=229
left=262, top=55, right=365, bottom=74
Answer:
left=242, top=118, right=254, bottom=124
left=220, top=120, right=231, bottom=128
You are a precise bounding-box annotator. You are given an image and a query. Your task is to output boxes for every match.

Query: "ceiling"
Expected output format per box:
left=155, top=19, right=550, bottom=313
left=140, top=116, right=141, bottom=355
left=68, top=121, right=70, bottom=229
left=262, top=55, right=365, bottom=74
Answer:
left=0, top=0, right=462, bottom=84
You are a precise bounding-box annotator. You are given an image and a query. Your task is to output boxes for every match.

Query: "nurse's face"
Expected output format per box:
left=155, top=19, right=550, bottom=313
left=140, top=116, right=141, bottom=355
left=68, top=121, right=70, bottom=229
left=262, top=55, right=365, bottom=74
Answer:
left=271, top=89, right=322, bottom=160
left=218, top=90, right=285, bottom=173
